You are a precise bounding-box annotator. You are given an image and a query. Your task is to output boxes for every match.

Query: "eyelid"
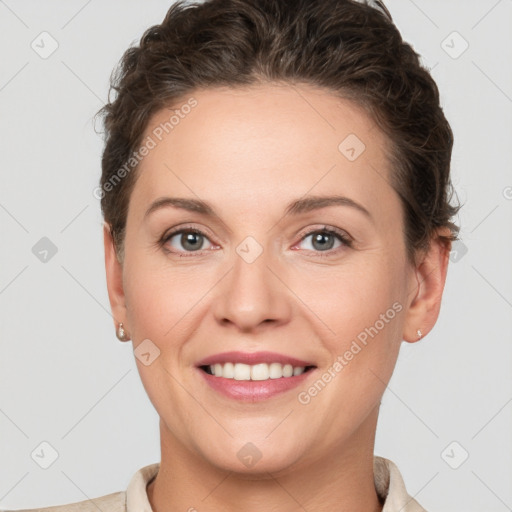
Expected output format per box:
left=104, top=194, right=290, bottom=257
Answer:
left=295, top=224, right=352, bottom=244
left=161, top=223, right=215, bottom=243
left=160, top=224, right=218, bottom=254
left=160, top=223, right=353, bottom=256
left=293, top=225, right=353, bottom=257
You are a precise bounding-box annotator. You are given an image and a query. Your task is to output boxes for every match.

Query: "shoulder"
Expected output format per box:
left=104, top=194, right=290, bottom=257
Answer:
left=374, top=456, right=428, bottom=512
left=1, top=462, right=159, bottom=512
left=1, top=491, right=126, bottom=512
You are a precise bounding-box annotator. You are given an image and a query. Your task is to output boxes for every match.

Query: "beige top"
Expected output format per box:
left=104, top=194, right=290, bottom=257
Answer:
left=4, top=456, right=427, bottom=512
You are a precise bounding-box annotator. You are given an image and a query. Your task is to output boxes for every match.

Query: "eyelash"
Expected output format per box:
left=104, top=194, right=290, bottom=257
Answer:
left=159, top=224, right=353, bottom=258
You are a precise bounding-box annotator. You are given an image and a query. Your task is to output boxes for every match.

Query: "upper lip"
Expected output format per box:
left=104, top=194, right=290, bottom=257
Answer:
left=196, top=351, right=316, bottom=368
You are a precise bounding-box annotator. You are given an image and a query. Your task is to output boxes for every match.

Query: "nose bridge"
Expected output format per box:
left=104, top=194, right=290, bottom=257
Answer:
left=212, top=234, right=291, bottom=330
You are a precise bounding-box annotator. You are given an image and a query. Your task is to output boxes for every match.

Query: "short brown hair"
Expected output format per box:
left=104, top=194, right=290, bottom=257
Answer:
left=96, top=0, right=461, bottom=265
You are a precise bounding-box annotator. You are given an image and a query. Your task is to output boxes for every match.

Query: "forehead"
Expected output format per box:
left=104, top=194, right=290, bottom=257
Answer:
left=130, top=83, right=398, bottom=222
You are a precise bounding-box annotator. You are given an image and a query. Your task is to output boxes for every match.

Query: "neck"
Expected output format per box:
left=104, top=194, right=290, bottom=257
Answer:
left=147, top=409, right=383, bottom=512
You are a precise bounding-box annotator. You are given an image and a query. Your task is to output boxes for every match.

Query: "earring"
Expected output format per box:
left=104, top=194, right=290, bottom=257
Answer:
left=417, top=329, right=422, bottom=340
left=116, top=322, right=129, bottom=341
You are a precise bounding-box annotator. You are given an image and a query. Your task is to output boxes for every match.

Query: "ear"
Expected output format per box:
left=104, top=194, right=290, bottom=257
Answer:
left=402, top=227, right=453, bottom=343
left=103, top=222, right=128, bottom=334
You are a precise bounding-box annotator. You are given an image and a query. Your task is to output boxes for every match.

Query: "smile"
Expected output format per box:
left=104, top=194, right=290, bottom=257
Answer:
left=195, top=351, right=318, bottom=401
left=201, top=362, right=315, bottom=380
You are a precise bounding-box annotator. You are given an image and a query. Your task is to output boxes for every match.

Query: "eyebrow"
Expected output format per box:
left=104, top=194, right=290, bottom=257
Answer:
left=144, top=194, right=373, bottom=222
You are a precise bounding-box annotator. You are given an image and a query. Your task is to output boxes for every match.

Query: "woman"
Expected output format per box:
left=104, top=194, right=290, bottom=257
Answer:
left=8, top=0, right=460, bottom=510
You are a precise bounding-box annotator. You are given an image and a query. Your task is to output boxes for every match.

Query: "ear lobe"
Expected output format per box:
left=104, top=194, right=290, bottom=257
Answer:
left=402, top=229, right=452, bottom=343
left=103, top=222, right=127, bottom=331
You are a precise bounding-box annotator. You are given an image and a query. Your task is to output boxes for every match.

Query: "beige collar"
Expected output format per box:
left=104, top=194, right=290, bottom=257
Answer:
left=126, top=456, right=426, bottom=512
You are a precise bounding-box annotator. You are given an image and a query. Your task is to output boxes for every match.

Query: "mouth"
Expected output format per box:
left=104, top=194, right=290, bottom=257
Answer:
left=195, top=351, right=318, bottom=401
left=199, top=362, right=316, bottom=380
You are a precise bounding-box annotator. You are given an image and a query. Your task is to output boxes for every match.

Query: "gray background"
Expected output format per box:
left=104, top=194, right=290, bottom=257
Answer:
left=0, top=1, right=511, bottom=510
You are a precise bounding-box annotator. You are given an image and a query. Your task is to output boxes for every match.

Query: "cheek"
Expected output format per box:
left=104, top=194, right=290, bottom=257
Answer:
left=328, top=259, right=406, bottom=379
left=296, top=258, right=406, bottom=407
left=122, top=254, right=217, bottom=348
left=307, top=263, right=404, bottom=412
left=293, top=258, right=402, bottom=344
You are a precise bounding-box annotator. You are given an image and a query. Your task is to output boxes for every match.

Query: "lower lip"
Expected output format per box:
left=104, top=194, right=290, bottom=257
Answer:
left=197, top=368, right=315, bottom=401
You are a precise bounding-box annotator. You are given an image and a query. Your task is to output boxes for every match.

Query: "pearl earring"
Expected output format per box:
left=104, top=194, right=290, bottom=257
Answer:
left=417, top=329, right=422, bottom=340
left=116, top=322, right=129, bottom=341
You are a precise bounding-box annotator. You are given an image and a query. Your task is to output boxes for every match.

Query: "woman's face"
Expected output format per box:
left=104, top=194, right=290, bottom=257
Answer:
left=106, top=83, right=435, bottom=474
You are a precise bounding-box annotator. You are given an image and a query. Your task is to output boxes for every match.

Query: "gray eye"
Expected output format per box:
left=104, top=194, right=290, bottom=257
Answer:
left=167, top=230, right=210, bottom=252
left=300, top=231, right=343, bottom=252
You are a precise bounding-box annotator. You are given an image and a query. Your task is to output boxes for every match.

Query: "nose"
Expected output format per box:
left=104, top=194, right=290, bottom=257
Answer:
left=212, top=242, right=292, bottom=333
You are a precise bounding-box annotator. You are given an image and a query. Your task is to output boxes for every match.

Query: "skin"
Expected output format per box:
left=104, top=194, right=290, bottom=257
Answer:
left=104, top=83, right=451, bottom=512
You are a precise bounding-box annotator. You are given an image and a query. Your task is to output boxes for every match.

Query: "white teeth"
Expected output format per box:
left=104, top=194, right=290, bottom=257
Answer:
left=251, top=363, right=269, bottom=381
left=269, top=362, right=282, bottom=379
left=234, top=363, right=251, bottom=380
left=293, top=366, right=303, bottom=376
left=222, top=362, right=235, bottom=378
left=282, top=364, right=293, bottom=377
left=208, top=362, right=308, bottom=380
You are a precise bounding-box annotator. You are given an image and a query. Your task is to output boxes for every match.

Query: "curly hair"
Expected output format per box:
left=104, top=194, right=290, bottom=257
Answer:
left=96, top=0, right=461, bottom=266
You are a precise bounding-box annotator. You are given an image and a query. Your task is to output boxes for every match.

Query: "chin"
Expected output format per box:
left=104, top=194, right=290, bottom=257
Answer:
left=209, top=449, right=302, bottom=477
left=195, top=435, right=306, bottom=476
